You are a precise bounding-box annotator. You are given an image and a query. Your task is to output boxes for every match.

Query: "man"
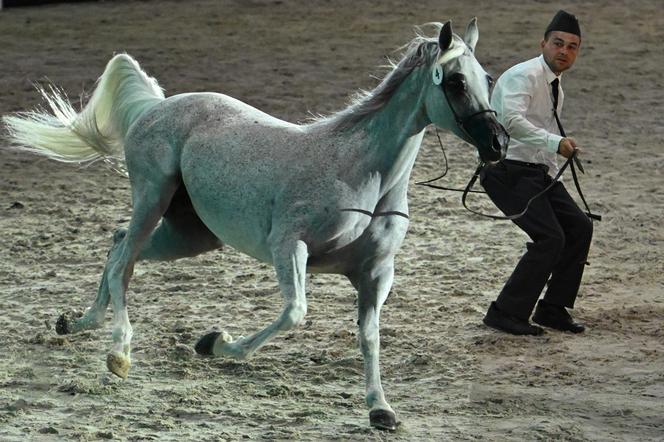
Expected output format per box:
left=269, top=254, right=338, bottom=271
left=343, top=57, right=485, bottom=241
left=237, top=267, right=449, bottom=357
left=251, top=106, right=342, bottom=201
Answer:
left=480, top=10, right=593, bottom=335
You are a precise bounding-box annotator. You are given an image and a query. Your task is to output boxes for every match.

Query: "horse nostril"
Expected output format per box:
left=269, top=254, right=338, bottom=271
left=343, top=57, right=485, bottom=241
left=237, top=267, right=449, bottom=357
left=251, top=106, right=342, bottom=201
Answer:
left=492, top=134, right=502, bottom=152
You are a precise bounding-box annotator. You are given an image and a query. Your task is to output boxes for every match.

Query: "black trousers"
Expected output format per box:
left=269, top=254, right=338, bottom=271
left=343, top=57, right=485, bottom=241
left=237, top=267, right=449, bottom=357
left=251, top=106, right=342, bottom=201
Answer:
left=480, top=160, right=593, bottom=320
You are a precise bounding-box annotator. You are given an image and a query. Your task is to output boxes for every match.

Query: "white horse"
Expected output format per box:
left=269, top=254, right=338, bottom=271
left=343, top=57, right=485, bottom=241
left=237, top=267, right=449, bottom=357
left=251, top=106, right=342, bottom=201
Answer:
left=3, top=20, right=507, bottom=430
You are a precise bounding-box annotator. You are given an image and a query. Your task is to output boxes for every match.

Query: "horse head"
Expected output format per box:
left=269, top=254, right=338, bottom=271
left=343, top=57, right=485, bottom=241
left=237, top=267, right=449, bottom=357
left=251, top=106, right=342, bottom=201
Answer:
left=424, top=19, right=508, bottom=163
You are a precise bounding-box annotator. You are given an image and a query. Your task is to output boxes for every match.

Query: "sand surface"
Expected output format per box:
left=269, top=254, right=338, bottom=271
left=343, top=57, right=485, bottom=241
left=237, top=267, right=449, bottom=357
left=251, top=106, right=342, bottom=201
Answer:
left=1, top=1, right=663, bottom=440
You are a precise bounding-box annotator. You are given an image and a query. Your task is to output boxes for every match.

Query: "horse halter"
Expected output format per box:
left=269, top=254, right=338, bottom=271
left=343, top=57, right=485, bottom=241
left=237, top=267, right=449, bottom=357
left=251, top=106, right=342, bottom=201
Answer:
left=448, top=107, right=498, bottom=151
left=432, top=62, right=499, bottom=150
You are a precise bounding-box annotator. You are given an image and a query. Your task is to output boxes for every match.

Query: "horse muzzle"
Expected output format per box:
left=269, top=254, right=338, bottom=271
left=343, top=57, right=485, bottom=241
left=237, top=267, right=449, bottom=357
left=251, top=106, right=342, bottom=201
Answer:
left=465, top=114, right=509, bottom=164
left=488, top=125, right=509, bottom=163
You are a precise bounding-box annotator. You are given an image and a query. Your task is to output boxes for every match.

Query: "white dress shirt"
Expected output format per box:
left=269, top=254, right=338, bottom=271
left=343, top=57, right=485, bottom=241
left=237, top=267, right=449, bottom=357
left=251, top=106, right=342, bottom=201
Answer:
left=491, top=55, right=564, bottom=177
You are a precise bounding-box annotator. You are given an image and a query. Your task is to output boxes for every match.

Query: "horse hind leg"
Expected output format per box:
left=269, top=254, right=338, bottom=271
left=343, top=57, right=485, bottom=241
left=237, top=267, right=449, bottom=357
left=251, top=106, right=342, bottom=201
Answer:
left=103, top=153, right=181, bottom=380
left=56, top=185, right=220, bottom=337
left=55, top=229, right=126, bottom=335
left=195, top=240, right=308, bottom=360
left=137, top=184, right=223, bottom=262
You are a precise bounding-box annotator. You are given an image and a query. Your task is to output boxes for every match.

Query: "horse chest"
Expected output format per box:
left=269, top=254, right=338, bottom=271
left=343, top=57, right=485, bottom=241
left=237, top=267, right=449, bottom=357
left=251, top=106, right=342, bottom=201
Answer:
left=306, top=212, right=409, bottom=273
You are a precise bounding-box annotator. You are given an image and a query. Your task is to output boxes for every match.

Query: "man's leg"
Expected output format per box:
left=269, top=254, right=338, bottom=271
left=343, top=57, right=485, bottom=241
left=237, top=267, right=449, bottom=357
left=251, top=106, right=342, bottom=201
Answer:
left=543, top=182, right=594, bottom=307
left=481, top=164, right=566, bottom=320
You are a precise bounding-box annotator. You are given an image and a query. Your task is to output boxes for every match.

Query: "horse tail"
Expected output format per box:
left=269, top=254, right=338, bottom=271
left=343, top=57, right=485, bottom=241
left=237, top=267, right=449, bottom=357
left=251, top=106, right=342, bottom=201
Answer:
left=2, top=54, right=165, bottom=170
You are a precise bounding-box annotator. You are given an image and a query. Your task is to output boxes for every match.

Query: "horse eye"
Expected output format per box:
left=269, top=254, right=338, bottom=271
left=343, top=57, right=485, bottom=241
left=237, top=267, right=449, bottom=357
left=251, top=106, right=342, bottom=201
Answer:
left=446, top=73, right=466, bottom=91
left=487, top=75, right=495, bottom=89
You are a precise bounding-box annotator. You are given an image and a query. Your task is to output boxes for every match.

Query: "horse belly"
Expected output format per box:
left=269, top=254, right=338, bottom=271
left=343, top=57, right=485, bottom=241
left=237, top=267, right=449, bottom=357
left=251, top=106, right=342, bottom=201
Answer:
left=179, top=143, right=275, bottom=263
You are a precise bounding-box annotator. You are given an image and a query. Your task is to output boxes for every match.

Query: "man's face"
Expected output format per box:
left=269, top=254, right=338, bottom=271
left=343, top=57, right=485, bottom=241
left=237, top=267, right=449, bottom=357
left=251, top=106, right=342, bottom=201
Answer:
left=541, top=31, right=581, bottom=75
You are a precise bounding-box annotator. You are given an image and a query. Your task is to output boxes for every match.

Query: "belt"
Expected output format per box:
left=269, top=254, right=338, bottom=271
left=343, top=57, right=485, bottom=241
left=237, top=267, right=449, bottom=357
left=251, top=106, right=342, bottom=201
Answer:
left=503, top=159, right=549, bottom=173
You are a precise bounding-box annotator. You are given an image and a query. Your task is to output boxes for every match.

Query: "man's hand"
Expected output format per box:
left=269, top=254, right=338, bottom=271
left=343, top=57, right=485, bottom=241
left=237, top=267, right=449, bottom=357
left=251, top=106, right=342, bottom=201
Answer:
left=558, top=137, right=581, bottom=158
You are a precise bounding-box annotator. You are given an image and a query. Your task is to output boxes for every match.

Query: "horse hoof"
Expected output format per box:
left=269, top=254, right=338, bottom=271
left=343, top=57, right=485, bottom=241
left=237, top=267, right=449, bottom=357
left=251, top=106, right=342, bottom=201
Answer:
left=369, top=409, right=398, bottom=431
left=55, top=315, right=70, bottom=335
left=112, top=228, right=127, bottom=244
left=55, top=310, right=82, bottom=335
left=106, top=352, right=131, bottom=379
left=194, top=332, right=221, bottom=356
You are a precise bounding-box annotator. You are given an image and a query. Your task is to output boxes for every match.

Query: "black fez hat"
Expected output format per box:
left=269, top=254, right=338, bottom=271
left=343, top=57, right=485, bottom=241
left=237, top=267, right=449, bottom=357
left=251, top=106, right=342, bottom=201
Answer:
left=545, top=10, right=581, bottom=38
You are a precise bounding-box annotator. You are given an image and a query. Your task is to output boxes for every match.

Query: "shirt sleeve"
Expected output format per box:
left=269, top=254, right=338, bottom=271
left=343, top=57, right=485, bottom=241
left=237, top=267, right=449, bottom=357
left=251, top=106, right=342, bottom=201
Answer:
left=492, top=73, right=562, bottom=154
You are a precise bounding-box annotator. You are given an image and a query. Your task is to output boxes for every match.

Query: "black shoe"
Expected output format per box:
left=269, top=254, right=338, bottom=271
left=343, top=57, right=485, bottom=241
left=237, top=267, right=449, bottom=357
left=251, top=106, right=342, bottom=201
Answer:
left=483, top=302, right=544, bottom=336
left=532, top=300, right=585, bottom=333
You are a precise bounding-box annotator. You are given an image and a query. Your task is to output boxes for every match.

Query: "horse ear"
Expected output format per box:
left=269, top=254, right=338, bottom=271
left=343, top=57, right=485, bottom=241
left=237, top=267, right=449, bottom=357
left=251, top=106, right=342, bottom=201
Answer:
left=464, top=17, right=479, bottom=52
left=438, top=21, right=453, bottom=51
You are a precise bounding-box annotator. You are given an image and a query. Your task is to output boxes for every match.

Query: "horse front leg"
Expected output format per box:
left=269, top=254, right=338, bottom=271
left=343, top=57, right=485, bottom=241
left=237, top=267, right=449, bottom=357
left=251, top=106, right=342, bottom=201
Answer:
left=349, top=260, right=398, bottom=431
left=195, top=240, right=308, bottom=359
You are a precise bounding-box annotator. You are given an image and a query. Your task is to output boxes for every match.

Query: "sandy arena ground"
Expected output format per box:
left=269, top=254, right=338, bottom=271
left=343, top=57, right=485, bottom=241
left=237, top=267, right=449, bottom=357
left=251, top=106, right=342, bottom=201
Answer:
left=0, top=0, right=662, bottom=440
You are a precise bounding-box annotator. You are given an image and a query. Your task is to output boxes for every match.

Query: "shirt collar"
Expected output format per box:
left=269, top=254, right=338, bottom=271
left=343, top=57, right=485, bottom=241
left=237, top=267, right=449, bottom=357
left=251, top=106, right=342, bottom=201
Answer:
left=538, top=54, right=561, bottom=84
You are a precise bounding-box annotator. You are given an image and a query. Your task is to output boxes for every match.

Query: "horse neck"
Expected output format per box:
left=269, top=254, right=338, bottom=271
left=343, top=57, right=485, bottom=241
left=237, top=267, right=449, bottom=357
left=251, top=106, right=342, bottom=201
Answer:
left=353, top=70, right=430, bottom=192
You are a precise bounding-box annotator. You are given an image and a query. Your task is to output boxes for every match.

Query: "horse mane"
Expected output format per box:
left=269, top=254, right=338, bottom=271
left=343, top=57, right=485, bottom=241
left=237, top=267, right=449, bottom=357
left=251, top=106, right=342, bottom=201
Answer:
left=311, top=23, right=445, bottom=132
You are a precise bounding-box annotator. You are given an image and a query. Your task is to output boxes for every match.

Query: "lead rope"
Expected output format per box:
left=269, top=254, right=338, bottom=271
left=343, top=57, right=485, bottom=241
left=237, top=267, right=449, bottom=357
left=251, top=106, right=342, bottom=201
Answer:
left=551, top=80, right=601, bottom=222
left=415, top=127, right=485, bottom=194
left=416, top=128, right=602, bottom=222
left=568, top=154, right=602, bottom=221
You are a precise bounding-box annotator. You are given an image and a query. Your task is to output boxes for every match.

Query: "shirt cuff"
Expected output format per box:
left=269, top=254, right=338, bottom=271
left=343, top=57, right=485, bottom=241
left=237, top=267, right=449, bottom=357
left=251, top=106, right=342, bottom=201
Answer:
left=547, top=134, right=564, bottom=154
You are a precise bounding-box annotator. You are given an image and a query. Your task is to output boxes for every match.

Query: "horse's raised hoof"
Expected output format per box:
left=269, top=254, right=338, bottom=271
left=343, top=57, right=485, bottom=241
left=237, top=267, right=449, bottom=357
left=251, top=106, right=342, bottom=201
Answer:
left=369, top=409, right=399, bottom=431
left=106, top=352, right=131, bottom=379
left=194, top=331, right=221, bottom=356
left=55, top=310, right=82, bottom=335
left=112, top=228, right=127, bottom=244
